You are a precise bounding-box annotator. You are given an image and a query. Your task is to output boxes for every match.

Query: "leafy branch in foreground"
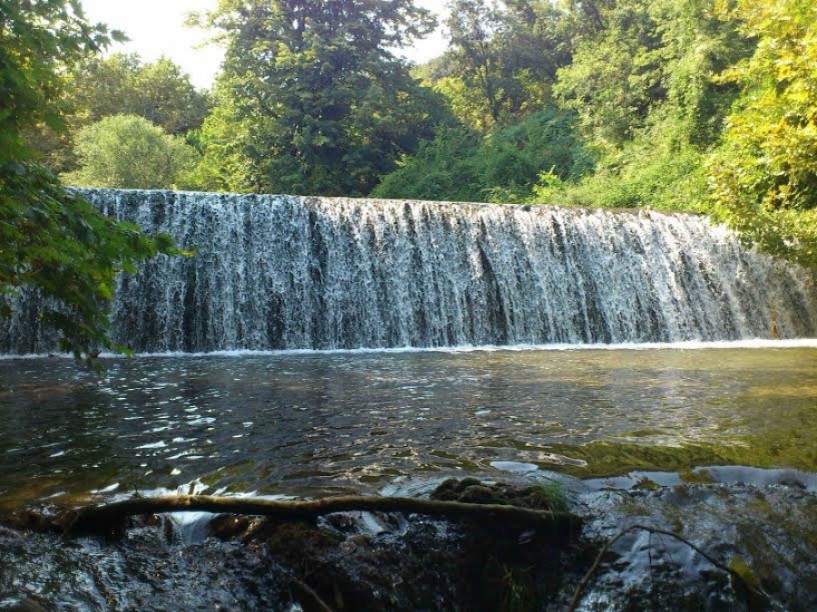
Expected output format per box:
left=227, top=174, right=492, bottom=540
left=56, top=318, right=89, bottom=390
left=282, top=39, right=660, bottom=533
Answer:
left=0, top=164, right=179, bottom=361
left=0, top=0, right=180, bottom=360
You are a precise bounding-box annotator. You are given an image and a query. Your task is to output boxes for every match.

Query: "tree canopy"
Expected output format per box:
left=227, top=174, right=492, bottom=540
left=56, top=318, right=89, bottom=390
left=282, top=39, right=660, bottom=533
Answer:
left=0, top=0, right=177, bottom=360
left=418, top=0, right=571, bottom=132
left=191, top=0, right=449, bottom=196
left=8, top=0, right=817, bottom=276
left=28, top=52, right=210, bottom=175
left=70, top=53, right=211, bottom=136
left=707, top=0, right=817, bottom=266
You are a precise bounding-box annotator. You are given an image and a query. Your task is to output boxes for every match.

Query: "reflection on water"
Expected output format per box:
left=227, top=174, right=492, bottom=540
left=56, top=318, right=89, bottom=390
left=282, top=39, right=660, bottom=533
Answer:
left=1, top=347, right=816, bottom=508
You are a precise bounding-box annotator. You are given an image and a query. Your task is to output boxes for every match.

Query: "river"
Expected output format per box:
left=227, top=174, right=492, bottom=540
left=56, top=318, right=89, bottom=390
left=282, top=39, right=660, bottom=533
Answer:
left=3, top=343, right=816, bottom=511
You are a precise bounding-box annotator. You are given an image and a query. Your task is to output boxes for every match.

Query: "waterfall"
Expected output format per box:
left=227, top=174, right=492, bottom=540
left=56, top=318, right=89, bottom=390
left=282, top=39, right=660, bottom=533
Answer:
left=2, top=189, right=816, bottom=354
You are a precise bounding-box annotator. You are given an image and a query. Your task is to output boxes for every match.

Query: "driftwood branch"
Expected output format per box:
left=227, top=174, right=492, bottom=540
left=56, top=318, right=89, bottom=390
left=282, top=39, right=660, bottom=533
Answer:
left=291, top=578, right=334, bottom=612
left=64, top=494, right=580, bottom=535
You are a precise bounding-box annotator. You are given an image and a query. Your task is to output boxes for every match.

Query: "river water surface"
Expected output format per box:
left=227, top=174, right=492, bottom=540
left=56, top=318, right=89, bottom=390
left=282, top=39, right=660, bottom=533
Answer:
left=2, top=344, right=816, bottom=511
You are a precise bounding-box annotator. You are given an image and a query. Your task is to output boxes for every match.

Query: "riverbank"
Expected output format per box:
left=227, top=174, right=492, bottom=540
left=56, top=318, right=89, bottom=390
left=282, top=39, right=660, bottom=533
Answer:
left=2, top=473, right=816, bottom=610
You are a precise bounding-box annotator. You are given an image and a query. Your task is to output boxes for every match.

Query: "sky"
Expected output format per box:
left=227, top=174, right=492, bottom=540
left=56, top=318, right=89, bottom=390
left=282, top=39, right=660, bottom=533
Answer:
left=80, top=0, right=450, bottom=90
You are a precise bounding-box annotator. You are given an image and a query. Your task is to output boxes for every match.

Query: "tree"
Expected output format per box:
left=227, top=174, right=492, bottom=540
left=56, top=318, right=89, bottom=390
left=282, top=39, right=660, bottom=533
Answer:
left=372, top=127, right=484, bottom=201
left=478, top=107, right=593, bottom=202
left=64, top=114, right=199, bottom=189
left=562, top=0, right=616, bottom=35
left=0, top=0, right=177, bottom=360
left=433, top=0, right=572, bottom=131
left=554, top=1, right=662, bottom=147
left=192, top=0, right=447, bottom=196
left=70, top=54, right=211, bottom=136
left=540, top=0, right=751, bottom=212
left=185, top=85, right=255, bottom=193
left=29, top=53, right=210, bottom=175
left=707, top=0, right=817, bottom=266
left=555, top=0, right=749, bottom=148
left=445, top=0, right=508, bottom=127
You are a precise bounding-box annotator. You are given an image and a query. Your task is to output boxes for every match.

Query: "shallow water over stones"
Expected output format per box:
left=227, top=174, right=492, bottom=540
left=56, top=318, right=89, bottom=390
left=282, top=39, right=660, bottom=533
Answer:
left=2, top=472, right=816, bottom=610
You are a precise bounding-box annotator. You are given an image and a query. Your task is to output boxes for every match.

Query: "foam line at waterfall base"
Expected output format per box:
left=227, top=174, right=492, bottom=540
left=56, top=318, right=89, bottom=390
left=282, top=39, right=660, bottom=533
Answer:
left=2, top=338, right=817, bottom=360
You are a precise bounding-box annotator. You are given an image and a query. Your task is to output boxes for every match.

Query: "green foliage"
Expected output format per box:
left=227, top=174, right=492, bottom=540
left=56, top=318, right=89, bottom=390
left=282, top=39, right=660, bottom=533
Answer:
left=529, top=479, right=568, bottom=513
left=707, top=0, right=817, bottom=266
left=425, top=0, right=571, bottom=131
left=555, top=0, right=749, bottom=149
left=520, top=0, right=757, bottom=218
left=373, top=127, right=483, bottom=202
left=444, top=0, right=509, bottom=128
left=0, top=0, right=118, bottom=166
left=402, top=0, right=762, bottom=228
left=0, top=165, right=178, bottom=361
left=554, top=1, right=662, bottom=147
left=28, top=53, right=210, bottom=175
left=186, top=87, right=255, bottom=193
left=192, top=0, right=448, bottom=196
left=64, top=114, right=199, bottom=189
left=480, top=109, right=593, bottom=202
left=70, top=53, right=211, bottom=136
left=532, top=138, right=708, bottom=212
left=652, top=0, right=753, bottom=147
left=0, top=0, right=178, bottom=360
left=422, top=73, right=497, bottom=133
left=374, top=108, right=591, bottom=203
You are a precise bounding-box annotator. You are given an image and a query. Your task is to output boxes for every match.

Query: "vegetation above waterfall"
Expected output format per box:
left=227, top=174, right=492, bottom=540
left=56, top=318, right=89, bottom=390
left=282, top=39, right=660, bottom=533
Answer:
left=189, top=0, right=448, bottom=196
left=64, top=114, right=198, bottom=190
left=707, top=0, right=817, bottom=266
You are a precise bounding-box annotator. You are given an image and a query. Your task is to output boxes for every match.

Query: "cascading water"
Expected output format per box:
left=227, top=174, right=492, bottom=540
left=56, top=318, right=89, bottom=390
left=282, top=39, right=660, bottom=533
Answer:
left=2, top=189, right=816, bottom=354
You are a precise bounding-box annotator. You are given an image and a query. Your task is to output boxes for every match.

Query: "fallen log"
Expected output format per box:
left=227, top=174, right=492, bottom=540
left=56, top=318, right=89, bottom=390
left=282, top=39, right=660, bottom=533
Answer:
left=62, top=494, right=580, bottom=535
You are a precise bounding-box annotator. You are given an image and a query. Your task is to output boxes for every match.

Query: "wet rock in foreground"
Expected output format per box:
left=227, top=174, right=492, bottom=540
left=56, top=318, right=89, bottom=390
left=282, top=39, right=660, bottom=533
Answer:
left=203, top=479, right=585, bottom=610
left=0, top=479, right=587, bottom=611
left=576, top=477, right=817, bottom=611
left=2, top=476, right=817, bottom=610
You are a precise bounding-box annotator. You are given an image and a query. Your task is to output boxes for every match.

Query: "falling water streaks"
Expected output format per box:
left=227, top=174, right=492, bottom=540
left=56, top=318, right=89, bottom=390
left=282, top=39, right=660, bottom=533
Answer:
left=1, top=191, right=816, bottom=354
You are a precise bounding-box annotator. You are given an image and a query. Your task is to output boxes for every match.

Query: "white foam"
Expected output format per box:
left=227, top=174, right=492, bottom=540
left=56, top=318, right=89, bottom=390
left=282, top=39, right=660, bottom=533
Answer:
left=2, top=338, right=817, bottom=361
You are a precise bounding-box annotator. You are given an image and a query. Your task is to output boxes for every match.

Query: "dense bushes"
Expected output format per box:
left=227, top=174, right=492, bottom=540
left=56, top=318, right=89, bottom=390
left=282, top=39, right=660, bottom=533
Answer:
left=64, top=115, right=198, bottom=190
left=374, top=109, right=592, bottom=203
